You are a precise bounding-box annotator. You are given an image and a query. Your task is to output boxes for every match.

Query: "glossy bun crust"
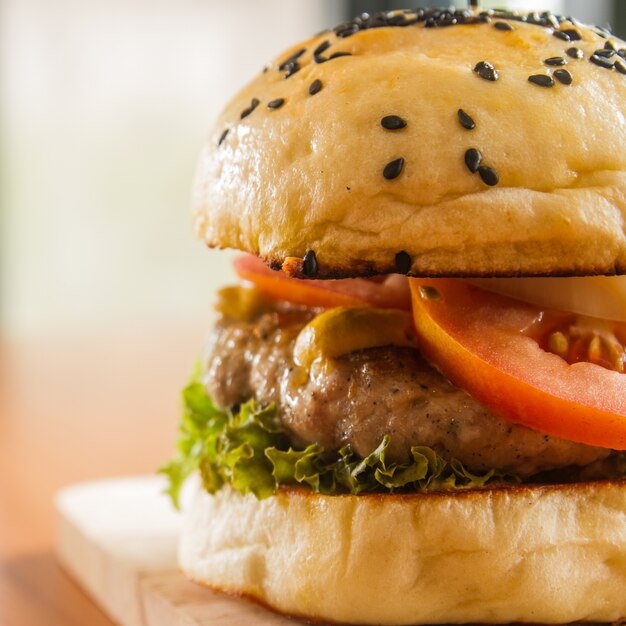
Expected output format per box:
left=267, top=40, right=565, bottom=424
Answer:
left=192, top=10, right=626, bottom=278
left=180, top=481, right=626, bottom=625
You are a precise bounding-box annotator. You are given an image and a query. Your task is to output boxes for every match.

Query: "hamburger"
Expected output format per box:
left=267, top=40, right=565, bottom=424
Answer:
left=162, top=6, right=626, bottom=625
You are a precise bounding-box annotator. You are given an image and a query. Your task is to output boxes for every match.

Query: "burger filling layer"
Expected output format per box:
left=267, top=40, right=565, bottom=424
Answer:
left=162, top=273, right=626, bottom=506
left=203, top=303, right=613, bottom=480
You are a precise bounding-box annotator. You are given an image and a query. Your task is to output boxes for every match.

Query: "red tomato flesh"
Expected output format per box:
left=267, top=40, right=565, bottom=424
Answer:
left=234, top=255, right=411, bottom=310
left=409, top=278, right=626, bottom=450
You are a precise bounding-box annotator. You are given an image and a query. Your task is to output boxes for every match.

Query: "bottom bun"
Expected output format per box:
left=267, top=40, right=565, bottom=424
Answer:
left=179, top=479, right=626, bottom=625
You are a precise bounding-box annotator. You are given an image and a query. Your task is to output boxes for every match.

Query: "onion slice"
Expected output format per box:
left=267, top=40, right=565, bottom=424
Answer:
left=467, top=277, right=626, bottom=322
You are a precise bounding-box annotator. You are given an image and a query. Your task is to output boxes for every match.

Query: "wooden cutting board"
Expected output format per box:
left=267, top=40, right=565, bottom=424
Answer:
left=55, top=476, right=307, bottom=626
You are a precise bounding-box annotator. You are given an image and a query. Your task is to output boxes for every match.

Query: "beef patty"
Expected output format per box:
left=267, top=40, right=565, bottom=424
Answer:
left=203, top=308, right=611, bottom=478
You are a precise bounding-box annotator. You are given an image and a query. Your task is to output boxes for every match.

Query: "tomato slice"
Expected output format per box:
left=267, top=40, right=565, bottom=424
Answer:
left=409, top=278, right=626, bottom=449
left=234, top=255, right=411, bottom=310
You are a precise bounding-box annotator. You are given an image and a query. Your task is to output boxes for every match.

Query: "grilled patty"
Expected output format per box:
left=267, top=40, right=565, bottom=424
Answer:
left=203, top=308, right=611, bottom=478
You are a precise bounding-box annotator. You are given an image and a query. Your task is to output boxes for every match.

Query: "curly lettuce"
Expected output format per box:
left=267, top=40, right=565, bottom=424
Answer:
left=160, top=371, right=518, bottom=508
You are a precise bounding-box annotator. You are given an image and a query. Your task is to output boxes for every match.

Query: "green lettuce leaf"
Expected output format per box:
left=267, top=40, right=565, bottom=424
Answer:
left=160, top=371, right=528, bottom=507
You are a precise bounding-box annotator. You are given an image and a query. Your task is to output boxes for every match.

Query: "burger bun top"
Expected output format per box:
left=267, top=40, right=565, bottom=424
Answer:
left=192, top=9, right=626, bottom=279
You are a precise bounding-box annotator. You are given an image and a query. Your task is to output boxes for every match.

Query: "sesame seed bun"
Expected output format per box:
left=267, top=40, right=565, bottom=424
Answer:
left=192, top=11, right=626, bottom=279
left=180, top=480, right=626, bottom=625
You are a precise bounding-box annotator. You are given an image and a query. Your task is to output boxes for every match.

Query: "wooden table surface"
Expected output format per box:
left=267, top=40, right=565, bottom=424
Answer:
left=0, top=324, right=206, bottom=626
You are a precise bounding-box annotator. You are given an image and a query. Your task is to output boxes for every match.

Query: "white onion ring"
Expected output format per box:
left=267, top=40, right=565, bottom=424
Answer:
left=467, top=277, right=626, bottom=323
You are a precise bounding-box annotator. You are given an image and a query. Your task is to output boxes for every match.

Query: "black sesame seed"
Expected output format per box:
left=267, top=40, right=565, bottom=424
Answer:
left=618, top=49, right=626, bottom=60
left=395, top=251, right=412, bottom=275
left=278, top=48, right=306, bottom=71
left=240, top=98, right=260, bottom=119
left=566, top=47, right=584, bottom=59
left=590, top=54, right=615, bottom=69
left=267, top=98, right=285, bottom=110
left=554, top=69, right=573, bottom=85
left=464, top=148, right=482, bottom=174
left=474, top=61, right=494, bottom=72
left=458, top=109, right=476, bottom=130
left=553, top=30, right=571, bottom=41
left=381, top=115, right=407, bottom=130
left=303, top=250, right=318, bottom=278
left=615, top=59, right=626, bottom=74
left=561, top=28, right=582, bottom=41
left=328, top=51, right=352, bottom=60
left=526, top=11, right=541, bottom=25
left=284, top=61, right=301, bottom=78
left=546, top=14, right=560, bottom=29
left=314, top=40, right=331, bottom=57
left=336, top=24, right=359, bottom=38
left=441, top=17, right=459, bottom=27
left=478, top=165, right=499, bottom=186
left=474, top=61, right=499, bottom=81
left=605, top=40, right=619, bottom=52
left=544, top=56, right=567, bottom=66
left=388, top=13, right=409, bottom=26
left=594, top=48, right=615, bottom=58
left=309, top=79, right=323, bottom=95
left=528, top=74, right=555, bottom=87
left=494, top=21, right=514, bottom=31
left=218, top=129, right=229, bottom=147
left=383, top=158, right=405, bottom=180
